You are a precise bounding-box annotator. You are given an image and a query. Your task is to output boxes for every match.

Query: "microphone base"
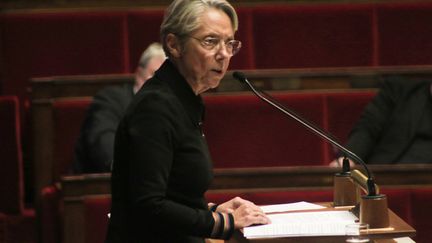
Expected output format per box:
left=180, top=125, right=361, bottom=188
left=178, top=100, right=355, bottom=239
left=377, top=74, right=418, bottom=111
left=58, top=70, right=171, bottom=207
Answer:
left=360, top=194, right=390, bottom=228
left=333, top=173, right=359, bottom=206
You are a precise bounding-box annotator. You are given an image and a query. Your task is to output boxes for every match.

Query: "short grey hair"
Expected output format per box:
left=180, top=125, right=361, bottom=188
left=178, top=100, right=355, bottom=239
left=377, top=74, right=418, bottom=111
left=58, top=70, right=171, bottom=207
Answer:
left=160, top=0, right=238, bottom=57
left=138, top=42, right=165, bottom=68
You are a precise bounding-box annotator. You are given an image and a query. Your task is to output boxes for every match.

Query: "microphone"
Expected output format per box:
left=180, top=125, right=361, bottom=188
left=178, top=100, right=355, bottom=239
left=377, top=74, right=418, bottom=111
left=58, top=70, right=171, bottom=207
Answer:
left=233, top=71, right=377, bottom=196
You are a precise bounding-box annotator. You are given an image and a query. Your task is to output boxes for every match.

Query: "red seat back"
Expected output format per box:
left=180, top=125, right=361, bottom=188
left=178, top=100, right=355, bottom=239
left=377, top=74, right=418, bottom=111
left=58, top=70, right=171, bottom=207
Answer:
left=52, top=99, right=92, bottom=178
left=324, top=91, right=376, bottom=160
left=84, top=196, right=111, bottom=243
left=0, top=96, right=24, bottom=214
left=203, top=93, right=326, bottom=168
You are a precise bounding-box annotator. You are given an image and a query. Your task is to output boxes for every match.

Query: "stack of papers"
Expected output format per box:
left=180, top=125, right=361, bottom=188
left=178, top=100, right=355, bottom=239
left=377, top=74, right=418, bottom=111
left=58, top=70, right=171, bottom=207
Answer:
left=244, top=202, right=358, bottom=239
left=260, top=201, right=326, bottom=213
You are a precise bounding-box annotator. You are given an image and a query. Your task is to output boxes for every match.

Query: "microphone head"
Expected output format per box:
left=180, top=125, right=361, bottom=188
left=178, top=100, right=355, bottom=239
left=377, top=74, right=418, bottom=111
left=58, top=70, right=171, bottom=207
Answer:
left=233, top=71, right=246, bottom=83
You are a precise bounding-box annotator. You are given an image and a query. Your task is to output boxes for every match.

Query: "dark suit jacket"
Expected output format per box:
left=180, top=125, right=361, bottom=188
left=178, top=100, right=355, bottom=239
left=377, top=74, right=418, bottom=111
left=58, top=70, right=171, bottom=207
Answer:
left=346, top=77, right=432, bottom=164
left=74, top=83, right=134, bottom=173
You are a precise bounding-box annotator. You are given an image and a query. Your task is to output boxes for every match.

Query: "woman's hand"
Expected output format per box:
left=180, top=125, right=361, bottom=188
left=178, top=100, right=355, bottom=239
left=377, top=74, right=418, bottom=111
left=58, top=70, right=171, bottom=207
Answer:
left=231, top=204, right=271, bottom=229
left=217, top=197, right=270, bottom=228
left=216, top=196, right=255, bottom=213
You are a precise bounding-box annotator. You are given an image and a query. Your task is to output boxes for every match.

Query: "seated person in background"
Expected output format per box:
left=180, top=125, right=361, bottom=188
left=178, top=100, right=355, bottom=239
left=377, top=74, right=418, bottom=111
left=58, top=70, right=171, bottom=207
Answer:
left=73, top=43, right=166, bottom=173
left=331, top=77, right=432, bottom=166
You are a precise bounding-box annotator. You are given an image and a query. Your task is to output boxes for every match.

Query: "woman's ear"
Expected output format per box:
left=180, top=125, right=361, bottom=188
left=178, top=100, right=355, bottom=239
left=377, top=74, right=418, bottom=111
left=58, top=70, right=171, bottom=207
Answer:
left=166, top=33, right=182, bottom=58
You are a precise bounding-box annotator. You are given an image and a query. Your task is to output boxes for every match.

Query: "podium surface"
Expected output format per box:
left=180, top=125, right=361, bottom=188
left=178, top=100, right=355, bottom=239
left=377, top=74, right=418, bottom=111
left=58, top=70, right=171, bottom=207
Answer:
left=227, top=207, right=415, bottom=243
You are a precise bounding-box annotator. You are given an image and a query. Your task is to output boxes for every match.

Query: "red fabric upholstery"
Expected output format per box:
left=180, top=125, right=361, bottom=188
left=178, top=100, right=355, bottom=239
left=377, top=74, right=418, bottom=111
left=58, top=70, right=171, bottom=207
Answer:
left=324, top=91, right=376, bottom=160
left=380, top=188, right=412, bottom=225
left=40, top=185, right=63, bottom=243
left=84, top=196, right=111, bottom=243
left=410, top=188, right=432, bottom=243
left=0, top=95, right=36, bottom=242
left=0, top=96, right=24, bottom=214
left=37, top=99, right=91, bottom=243
left=203, top=93, right=326, bottom=168
left=46, top=91, right=378, bottom=172
left=4, top=210, right=36, bottom=243
left=52, top=99, right=92, bottom=178
left=3, top=3, right=432, bottom=108
left=0, top=11, right=128, bottom=102
left=229, top=7, right=255, bottom=70
left=377, top=2, right=432, bottom=66
left=252, top=4, right=374, bottom=68
left=126, top=9, right=165, bottom=72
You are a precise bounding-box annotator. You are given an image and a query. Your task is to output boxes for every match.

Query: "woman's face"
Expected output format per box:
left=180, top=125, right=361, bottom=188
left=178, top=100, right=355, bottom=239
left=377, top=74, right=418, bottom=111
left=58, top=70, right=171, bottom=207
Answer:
left=170, top=8, right=236, bottom=94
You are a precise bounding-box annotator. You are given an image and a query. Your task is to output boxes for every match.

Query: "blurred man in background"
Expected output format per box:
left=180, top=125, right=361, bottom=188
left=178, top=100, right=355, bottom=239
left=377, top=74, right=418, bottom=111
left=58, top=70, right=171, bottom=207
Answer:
left=74, top=43, right=166, bottom=173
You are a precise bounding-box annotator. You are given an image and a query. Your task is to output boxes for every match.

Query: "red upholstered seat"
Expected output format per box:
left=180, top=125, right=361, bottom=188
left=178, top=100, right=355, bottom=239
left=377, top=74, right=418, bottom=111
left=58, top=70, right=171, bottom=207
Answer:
left=324, top=91, right=376, bottom=161
left=203, top=93, right=326, bottom=168
left=38, top=99, right=91, bottom=243
left=52, top=98, right=92, bottom=178
left=0, top=96, right=36, bottom=242
left=40, top=185, right=63, bottom=243
left=3, top=210, right=36, bottom=243
left=251, top=4, right=375, bottom=68
left=410, top=188, right=432, bottom=243
left=127, top=9, right=165, bottom=72
left=0, top=96, right=24, bottom=214
left=0, top=11, right=128, bottom=103
left=377, top=2, right=432, bottom=66
left=229, top=7, right=255, bottom=70
left=380, top=188, right=413, bottom=226
left=84, top=196, right=111, bottom=243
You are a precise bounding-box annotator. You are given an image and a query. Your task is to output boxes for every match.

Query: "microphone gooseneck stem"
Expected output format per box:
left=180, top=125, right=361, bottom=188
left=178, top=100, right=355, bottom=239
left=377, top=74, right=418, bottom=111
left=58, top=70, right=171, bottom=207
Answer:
left=233, top=71, right=376, bottom=196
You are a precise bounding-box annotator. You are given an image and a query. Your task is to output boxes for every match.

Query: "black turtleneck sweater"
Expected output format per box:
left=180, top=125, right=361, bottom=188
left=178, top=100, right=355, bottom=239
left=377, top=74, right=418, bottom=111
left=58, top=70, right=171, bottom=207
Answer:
left=106, top=60, right=232, bottom=243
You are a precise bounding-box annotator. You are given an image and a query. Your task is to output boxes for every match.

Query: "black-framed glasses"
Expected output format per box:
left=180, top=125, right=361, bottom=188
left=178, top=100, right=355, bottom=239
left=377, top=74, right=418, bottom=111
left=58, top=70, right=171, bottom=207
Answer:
left=189, top=36, right=242, bottom=56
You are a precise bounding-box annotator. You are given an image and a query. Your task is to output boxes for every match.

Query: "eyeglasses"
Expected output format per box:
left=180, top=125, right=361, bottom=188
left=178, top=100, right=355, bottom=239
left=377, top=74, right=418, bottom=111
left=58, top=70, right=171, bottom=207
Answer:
left=189, top=36, right=242, bottom=56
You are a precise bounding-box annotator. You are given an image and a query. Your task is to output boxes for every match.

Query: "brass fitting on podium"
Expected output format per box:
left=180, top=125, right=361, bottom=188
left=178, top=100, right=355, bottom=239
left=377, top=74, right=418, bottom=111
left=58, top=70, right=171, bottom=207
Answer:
left=360, top=194, right=390, bottom=228
left=350, top=169, right=390, bottom=228
left=333, top=172, right=359, bottom=206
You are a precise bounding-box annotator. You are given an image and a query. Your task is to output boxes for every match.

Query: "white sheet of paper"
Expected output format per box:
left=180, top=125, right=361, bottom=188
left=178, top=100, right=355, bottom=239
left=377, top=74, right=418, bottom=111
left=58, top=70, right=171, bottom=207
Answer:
left=244, top=210, right=358, bottom=239
left=260, top=201, right=325, bottom=214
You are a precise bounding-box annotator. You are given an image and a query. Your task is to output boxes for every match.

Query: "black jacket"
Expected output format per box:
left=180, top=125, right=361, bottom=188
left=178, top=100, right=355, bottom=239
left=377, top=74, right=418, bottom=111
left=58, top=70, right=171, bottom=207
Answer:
left=74, top=83, right=134, bottom=173
left=346, top=77, right=432, bottom=164
left=106, top=60, right=215, bottom=243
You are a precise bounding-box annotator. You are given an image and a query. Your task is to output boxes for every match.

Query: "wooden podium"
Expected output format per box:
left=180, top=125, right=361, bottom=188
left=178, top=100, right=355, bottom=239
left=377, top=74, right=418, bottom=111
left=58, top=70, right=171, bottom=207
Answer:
left=227, top=206, right=415, bottom=243
left=60, top=166, right=424, bottom=243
